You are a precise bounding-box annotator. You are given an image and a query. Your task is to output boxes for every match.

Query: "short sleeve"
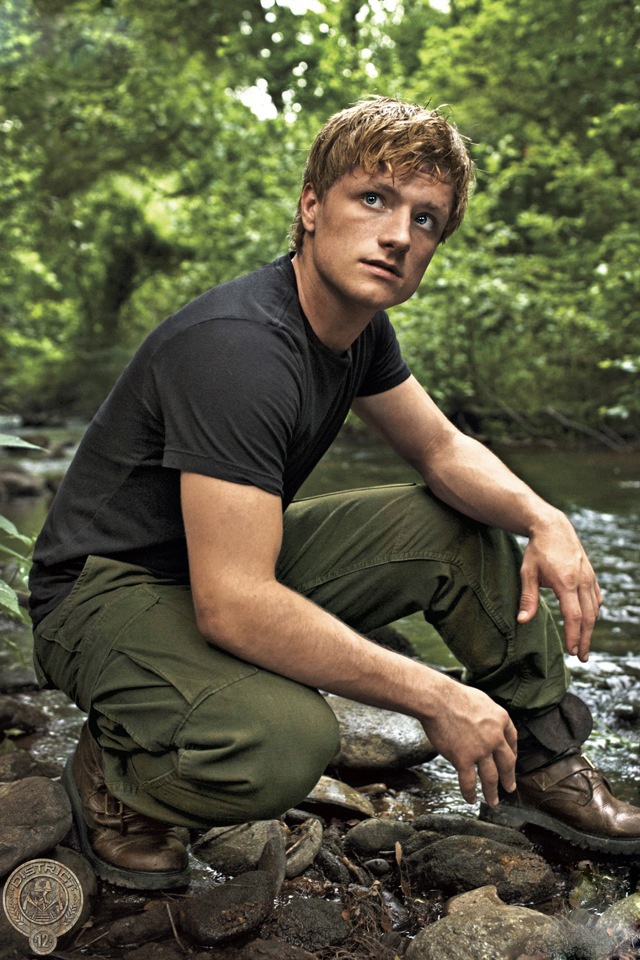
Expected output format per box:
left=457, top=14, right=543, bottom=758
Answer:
left=153, top=318, right=303, bottom=497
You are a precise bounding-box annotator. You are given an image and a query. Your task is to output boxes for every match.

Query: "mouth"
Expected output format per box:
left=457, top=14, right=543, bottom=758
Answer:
left=362, top=259, right=402, bottom=279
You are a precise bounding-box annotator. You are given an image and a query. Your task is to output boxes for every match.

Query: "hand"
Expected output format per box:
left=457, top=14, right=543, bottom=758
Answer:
left=517, top=512, right=602, bottom=663
left=421, top=681, right=517, bottom=807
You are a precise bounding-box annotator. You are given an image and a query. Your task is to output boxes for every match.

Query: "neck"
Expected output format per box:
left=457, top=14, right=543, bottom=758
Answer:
left=292, top=253, right=373, bottom=354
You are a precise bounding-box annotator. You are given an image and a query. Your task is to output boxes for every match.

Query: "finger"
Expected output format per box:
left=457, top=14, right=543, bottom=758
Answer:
left=559, top=591, right=583, bottom=658
left=494, top=739, right=517, bottom=794
left=504, top=719, right=518, bottom=756
left=517, top=570, right=540, bottom=624
left=576, top=582, right=599, bottom=662
left=477, top=756, right=501, bottom=807
left=457, top=764, right=478, bottom=805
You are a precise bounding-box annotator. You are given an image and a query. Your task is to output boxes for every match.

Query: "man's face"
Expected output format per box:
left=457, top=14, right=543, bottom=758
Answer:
left=299, top=165, right=454, bottom=320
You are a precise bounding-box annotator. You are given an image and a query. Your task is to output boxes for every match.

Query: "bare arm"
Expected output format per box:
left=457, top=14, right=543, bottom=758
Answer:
left=181, top=471, right=517, bottom=806
left=353, top=375, right=602, bottom=662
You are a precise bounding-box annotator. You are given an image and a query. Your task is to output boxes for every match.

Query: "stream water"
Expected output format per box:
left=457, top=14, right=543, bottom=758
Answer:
left=1, top=428, right=639, bottom=819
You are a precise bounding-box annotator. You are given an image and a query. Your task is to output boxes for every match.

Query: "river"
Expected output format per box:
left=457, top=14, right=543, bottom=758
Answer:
left=1, top=428, right=639, bottom=812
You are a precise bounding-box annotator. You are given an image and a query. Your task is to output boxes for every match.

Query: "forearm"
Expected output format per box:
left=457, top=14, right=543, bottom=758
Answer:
left=195, top=575, right=448, bottom=723
left=421, top=431, right=566, bottom=538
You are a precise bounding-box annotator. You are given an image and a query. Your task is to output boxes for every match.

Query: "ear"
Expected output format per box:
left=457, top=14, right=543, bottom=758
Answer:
left=299, top=182, right=320, bottom=234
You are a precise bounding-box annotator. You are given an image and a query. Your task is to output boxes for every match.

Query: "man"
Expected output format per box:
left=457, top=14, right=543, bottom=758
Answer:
left=29, top=96, right=640, bottom=891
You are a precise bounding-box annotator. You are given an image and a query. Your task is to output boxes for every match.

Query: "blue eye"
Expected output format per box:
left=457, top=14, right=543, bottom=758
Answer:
left=416, top=212, right=436, bottom=230
left=363, top=193, right=382, bottom=206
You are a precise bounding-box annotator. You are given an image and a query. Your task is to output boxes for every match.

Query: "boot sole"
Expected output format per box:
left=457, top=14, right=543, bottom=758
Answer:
left=479, top=800, right=640, bottom=856
left=61, top=758, right=191, bottom=890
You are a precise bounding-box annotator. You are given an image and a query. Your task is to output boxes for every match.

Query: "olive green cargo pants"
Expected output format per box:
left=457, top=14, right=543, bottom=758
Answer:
left=33, top=483, right=569, bottom=828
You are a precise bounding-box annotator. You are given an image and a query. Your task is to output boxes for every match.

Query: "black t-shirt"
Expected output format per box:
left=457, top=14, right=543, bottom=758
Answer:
left=29, top=254, right=410, bottom=624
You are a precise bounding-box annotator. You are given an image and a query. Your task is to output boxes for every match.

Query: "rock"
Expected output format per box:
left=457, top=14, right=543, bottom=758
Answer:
left=405, top=903, right=560, bottom=960
left=284, top=817, right=323, bottom=878
left=344, top=817, right=417, bottom=858
left=0, top=747, right=62, bottom=781
left=596, top=891, right=640, bottom=945
left=404, top=835, right=557, bottom=904
left=258, top=834, right=287, bottom=895
left=613, top=695, right=640, bottom=721
left=327, top=694, right=436, bottom=769
left=313, top=846, right=351, bottom=884
left=0, top=468, right=46, bottom=498
left=412, top=812, right=533, bottom=849
left=301, top=775, right=375, bottom=818
left=0, top=776, right=72, bottom=876
left=178, top=871, right=276, bottom=945
left=123, top=943, right=187, bottom=960
left=235, top=938, right=317, bottom=959
left=0, top=695, right=49, bottom=735
left=445, top=884, right=505, bottom=914
left=364, top=857, right=392, bottom=875
left=269, top=897, right=351, bottom=951
left=103, top=902, right=176, bottom=947
left=192, top=820, right=286, bottom=878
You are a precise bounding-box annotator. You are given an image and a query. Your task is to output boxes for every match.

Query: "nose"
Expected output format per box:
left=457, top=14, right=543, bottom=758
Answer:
left=380, top=208, right=411, bottom=252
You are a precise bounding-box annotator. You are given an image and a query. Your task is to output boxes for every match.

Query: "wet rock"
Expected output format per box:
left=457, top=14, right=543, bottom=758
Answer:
left=123, top=943, right=186, bottom=960
left=301, top=774, right=375, bottom=818
left=178, top=871, right=276, bottom=945
left=0, top=747, right=62, bottom=781
left=327, top=694, right=437, bottom=769
left=313, top=846, right=351, bottom=884
left=192, top=820, right=286, bottom=877
left=0, top=468, right=46, bottom=498
left=235, top=938, right=317, bottom=959
left=344, top=816, right=417, bottom=858
left=445, top=884, right=505, bottom=914
left=258, top=834, right=287, bottom=894
left=269, top=897, right=351, bottom=951
left=0, top=695, right=49, bottom=736
left=103, top=902, right=176, bottom=947
left=365, top=857, right=392, bottom=875
left=613, top=693, right=640, bottom=721
left=596, top=891, right=640, bottom=945
left=284, top=817, right=323, bottom=878
left=404, top=835, right=557, bottom=903
left=0, top=776, right=72, bottom=875
left=0, top=656, right=38, bottom=691
left=405, top=903, right=560, bottom=960
left=412, top=812, right=534, bottom=850
left=193, top=816, right=322, bottom=883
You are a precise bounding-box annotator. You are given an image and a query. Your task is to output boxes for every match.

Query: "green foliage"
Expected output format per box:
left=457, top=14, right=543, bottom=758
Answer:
left=0, top=514, right=33, bottom=624
left=1, top=0, right=638, bottom=439
left=0, top=436, right=40, bottom=625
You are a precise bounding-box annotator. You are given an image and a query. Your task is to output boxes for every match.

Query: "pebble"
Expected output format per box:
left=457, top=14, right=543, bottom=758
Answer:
left=327, top=693, right=437, bottom=769
left=403, top=834, right=558, bottom=903
left=0, top=776, right=72, bottom=876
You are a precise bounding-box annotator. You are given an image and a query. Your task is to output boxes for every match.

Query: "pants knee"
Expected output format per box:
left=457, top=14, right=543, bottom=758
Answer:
left=105, top=684, right=341, bottom=829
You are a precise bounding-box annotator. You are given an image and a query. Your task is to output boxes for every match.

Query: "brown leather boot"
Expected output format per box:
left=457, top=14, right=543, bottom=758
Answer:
left=62, top=724, right=191, bottom=889
left=480, top=754, right=640, bottom=855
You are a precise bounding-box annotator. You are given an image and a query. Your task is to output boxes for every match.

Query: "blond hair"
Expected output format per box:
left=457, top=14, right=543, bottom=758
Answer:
left=290, top=96, right=474, bottom=252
